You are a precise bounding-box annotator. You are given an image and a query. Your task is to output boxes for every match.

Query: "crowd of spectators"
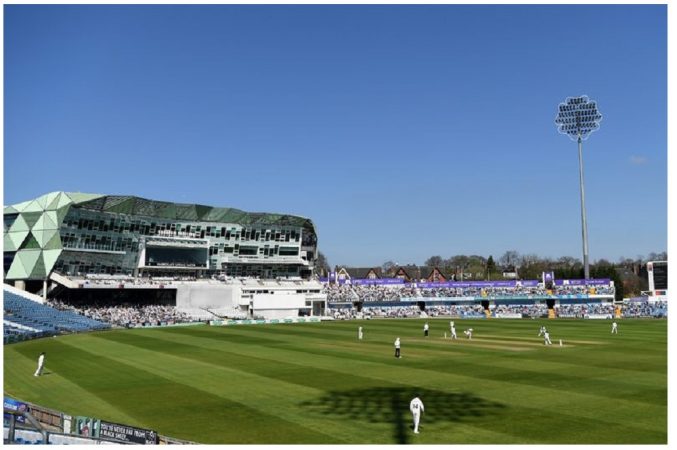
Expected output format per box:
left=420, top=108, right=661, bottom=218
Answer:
left=328, top=304, right=487, bottom=319
left=492, top=304, right=549, bottom=317
left=556, top=285, right=614, bottom=295
left=424, top=305, right=486, bottom=317
left=48, top=299, right=193, bottom=328
left=419, top=286, right=550, bottom=298
left=327, top=307, right=359, bottom=320
left=329, top=301, right=670, bottom=321
left=621, top=301, right=667, bottom=318
left=323, top=284, right=359, bottom=302
left=555, top=303, right=615, bottom=318
left=323, top=281, right=615, bottom=303
left=361, top=305, right=425, bottom=318
left=79, top=274, right=199, bottom=286
left=352, top=285, right=418, bottom=302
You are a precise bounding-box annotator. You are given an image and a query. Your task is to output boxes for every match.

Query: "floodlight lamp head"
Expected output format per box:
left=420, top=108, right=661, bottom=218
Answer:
left=554, top=95, right=603, bottom=141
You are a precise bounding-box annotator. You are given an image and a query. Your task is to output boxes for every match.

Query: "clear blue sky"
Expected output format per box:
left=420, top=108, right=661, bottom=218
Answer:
left=4, top=5, right=667, bottom=267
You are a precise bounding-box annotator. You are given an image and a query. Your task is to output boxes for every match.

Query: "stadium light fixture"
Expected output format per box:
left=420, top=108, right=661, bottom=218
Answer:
left=554, top=95, right=603, bottom=280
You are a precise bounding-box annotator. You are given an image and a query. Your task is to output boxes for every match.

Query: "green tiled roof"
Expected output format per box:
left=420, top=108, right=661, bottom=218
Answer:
left=73, top=194, right=314, bottom=228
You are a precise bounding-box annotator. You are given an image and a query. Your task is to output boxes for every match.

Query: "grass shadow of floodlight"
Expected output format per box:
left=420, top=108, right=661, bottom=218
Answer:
left=300, top=386, right=505, bottom=444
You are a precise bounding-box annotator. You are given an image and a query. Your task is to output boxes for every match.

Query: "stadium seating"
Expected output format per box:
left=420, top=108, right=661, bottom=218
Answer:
left=3, top=287, right=110, bottom=343
left=323, top=280, right=615, bottom=303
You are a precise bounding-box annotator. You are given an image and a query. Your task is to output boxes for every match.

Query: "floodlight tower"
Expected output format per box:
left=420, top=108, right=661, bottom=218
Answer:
left=554, top=96, right=602, bottom=280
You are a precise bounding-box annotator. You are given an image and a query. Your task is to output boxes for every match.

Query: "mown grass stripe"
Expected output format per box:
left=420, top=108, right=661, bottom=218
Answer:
left=3, top=319, right=666, bottom=444
left=3, top=343, right=142, bottom=426
left=79, top=338, right=420, bottom=443
left=23, top=338, right=342, bottom=444
left=122, top=324, right=666, bottom=433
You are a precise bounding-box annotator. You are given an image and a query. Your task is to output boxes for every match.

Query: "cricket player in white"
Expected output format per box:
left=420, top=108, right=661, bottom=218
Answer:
left=611, top=321, right=618, bottom=334
left=538, top=326, right=546, bottom=337
left=34, top=352, right=45, bottom=377
left=410, top=396, right=424, bottom=434
left=450, top=321, right=457, bottom=339
left=394, top=337, right=401, bottom=358
left=464, top=328, right=473, bottom=339
left=423, top=322, right=429, bottom=337
left=358, top=326, right=363, bottom=340
left=543, top=330, right=552, bottom=345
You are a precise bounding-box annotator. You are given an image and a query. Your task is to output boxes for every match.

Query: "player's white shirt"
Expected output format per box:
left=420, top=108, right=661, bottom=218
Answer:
left=543, top=331, right=552, bottom=344
left=410, top=397, right=424, bottom=413
left=395, top=338, right=401, bottom=348
left=424, top=323, right=429, bottom=330
left=37, top=355, right=44, bottom=366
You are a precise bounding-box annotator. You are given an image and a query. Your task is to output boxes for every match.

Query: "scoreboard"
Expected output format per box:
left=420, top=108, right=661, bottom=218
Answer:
left=647, top=261, right=668, bottom=293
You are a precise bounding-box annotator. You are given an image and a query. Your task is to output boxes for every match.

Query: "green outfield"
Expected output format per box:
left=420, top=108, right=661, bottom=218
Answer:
left=3, top=318, right=667, bottom=444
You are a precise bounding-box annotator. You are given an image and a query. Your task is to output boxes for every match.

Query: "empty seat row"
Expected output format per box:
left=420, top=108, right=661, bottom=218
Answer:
left=4, top=289, right=111, bottom=340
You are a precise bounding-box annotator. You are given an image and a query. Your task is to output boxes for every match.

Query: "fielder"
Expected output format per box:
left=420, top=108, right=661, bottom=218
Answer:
left=611, top=321, right=618, bottom=334
left=543, top=330, right=552, bottom=345
left=358, top=326, right=363, bottom=340
left=410, top=395, right=425, bottom=434
left=394, top=337, right=401, bottom=358
left=538, top=325, right=546, bottom=337
left=34, top=352, right=45, bottom=377
left=450, top=321, right=457, bottom=339
left=464, top=328, right=473, bottom=339
left=423, top=322, right=429, bottom=337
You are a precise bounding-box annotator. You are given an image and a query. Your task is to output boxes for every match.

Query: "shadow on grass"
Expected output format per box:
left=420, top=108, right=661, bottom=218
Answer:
left=300, top=386, right=505, bottom=444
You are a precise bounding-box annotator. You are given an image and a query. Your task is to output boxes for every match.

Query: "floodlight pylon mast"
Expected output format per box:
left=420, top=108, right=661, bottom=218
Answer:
left=577, top=132, right=590, bottom=279
left=555, top=96, right=602, bottom=281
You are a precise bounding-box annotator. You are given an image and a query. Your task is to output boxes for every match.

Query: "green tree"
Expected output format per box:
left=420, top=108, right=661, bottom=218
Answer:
left=486, top=255, right=496, bottom=280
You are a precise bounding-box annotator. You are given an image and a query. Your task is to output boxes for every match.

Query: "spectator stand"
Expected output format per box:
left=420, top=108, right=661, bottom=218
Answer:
left=324, top=278, right=620, bottom=321
left=4, top=285, right=110, bottom=344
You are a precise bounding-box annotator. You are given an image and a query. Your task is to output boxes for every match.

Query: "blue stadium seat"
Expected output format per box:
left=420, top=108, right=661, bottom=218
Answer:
left=4, top=288, right=111, bottom=340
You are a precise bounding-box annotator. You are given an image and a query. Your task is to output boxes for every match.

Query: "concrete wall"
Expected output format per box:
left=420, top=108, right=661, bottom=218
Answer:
left=252, top=293, right=307, bottom=319
left=175, top=284, right=238, bottom=310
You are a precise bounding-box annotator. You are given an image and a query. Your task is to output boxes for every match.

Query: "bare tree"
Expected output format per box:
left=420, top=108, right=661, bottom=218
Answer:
left=447, top=255, right=470, bottom=268
left=425, top=255, right=444, bottom=267
left=499, top=250, right=519, bottom=268
left=316, top=252, right=330, bottom=276
left=381, top=261, right=397, bottom=273
left=519, top=253, right=540, bottom=267
left=557, top=256, right=579, bottom=267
